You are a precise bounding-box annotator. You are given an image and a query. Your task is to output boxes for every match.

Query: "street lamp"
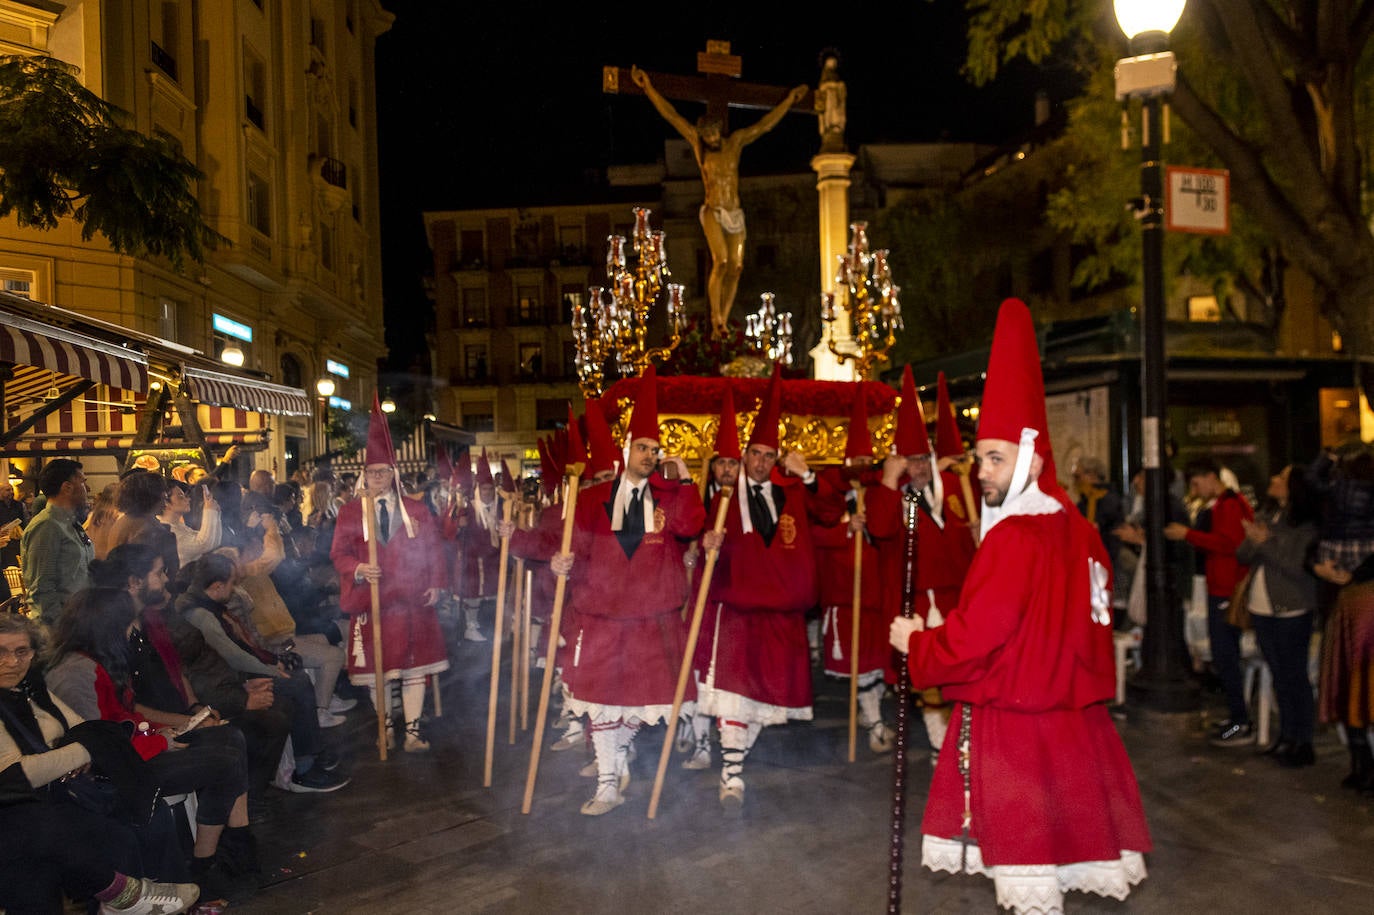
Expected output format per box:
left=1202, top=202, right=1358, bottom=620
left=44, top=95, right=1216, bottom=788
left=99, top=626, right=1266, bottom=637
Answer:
left=1115, top=0, right=1198, bottom=711
left=380, top=397, right=397, bottom=414
left=315, top=376, right=336, bottom=398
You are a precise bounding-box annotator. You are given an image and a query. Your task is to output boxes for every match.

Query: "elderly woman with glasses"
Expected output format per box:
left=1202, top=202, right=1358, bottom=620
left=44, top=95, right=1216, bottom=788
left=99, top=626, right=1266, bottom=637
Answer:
left=0, top=612, right=199, bottom=914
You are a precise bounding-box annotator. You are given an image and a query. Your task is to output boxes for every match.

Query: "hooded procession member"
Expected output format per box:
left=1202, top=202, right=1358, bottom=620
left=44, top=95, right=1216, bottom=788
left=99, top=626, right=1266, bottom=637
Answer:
left=889, top=299, right=1151, bottom=914
left=330, top=395, right=450, bottom=753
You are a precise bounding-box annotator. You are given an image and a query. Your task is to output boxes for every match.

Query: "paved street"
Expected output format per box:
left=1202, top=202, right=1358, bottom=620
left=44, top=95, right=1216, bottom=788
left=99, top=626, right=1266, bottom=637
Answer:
left=235, top=626, right=1374, bottom=914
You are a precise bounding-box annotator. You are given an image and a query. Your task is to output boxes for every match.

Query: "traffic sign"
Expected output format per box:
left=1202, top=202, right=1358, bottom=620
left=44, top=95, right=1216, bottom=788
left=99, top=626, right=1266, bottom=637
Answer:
left=1165, top=166, right=1229, bottom=235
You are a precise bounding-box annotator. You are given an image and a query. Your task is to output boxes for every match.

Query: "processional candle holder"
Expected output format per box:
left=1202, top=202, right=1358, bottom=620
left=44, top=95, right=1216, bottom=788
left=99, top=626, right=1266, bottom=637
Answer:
left=745, top=292, right=794, bottom=366
left=820, top=221, right=903, bottom=381
left=572, top=206, right=685, bottom=397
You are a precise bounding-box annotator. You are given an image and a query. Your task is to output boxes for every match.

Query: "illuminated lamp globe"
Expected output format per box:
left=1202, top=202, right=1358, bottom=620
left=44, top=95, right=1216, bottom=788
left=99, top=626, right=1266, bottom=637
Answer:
left=220, top=343, right=245, bottom=367
left=381, top=397, right=397, bottom=414
left=316, top=376, right=336, bottom=398
left=1114, top=0, right=1185, bottom=40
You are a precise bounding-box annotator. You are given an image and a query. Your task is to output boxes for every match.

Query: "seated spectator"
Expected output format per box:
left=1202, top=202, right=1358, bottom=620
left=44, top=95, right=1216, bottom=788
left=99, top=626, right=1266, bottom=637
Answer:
left=45, top=588, right=260, bottom=904
left=0, top=613, right=198, bottom=914
left=175, top=552, right=349, bottom=795
left=107, top=471, right=180, bottom=583
left=158, top=480, right=222, bottom=567
left=233, top=500, right=351, bottom=727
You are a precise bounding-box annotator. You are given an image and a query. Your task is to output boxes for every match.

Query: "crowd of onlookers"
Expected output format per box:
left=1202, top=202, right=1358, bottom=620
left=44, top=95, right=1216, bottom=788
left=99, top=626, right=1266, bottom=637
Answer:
left=1, top=455, right=368, bottom=914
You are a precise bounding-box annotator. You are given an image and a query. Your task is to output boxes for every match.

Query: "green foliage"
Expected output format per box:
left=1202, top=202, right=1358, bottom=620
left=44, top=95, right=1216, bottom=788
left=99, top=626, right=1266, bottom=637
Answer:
left=0, top=55, right=220, bottom=269
left=324, top=407, right=366, bottom=456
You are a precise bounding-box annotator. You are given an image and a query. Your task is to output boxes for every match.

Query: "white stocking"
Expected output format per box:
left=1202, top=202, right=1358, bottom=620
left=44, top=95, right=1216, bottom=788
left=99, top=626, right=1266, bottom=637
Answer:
left=401, top=676, right=426, bottom=729
left=718, top=719, right=761, bottom=789
left=857, top=681, right=885, bottom=728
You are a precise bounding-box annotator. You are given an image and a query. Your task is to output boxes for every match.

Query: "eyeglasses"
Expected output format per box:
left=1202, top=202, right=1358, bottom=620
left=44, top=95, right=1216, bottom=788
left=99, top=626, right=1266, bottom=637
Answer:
left=0, top=646, right=35, bottom=663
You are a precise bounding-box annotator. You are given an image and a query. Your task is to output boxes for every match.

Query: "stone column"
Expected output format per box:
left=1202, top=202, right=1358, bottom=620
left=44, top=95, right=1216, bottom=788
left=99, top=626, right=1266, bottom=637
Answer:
left=809, top=151, right=858, bottom=381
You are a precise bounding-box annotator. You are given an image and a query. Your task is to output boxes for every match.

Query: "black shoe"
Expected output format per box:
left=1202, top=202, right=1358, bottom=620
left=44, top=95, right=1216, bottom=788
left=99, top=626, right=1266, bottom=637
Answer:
left=314, top=747, right=342, bottom=771
left=1276, top=742, right=1316, bottom=768
left=1261, top=739, right=1294, bottom=757
left=246, top=795, right=273, bottom=825
left=287, top=764, right=351, bottom=793
left=1209, top=720, right=1255, bottom=747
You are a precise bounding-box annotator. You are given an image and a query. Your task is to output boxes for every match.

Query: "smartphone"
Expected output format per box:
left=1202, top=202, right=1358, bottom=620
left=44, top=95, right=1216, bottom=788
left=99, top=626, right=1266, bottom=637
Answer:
left=660, top=458, right=679, bottom=480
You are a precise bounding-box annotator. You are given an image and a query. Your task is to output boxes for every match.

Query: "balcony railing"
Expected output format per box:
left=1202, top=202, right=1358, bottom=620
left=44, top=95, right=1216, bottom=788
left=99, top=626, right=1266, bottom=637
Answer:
left=319, top=157, right=347, bottom=189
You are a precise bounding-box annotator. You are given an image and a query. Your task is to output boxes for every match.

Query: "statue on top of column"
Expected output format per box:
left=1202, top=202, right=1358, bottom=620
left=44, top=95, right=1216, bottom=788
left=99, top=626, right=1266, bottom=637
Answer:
left=815, top=52, right=847, bottom=154
left=632, top=65, right=808, bottom=338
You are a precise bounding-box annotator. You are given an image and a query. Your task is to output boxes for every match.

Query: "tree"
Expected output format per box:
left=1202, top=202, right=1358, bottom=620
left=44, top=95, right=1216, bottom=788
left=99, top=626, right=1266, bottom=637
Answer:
left=0, top=55, right=219, bottom=269
left=965, top=0, right=1374, bottom=389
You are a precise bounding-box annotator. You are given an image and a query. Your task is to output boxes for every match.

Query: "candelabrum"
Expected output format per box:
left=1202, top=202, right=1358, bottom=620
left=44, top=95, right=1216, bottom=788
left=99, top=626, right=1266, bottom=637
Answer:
left=572, top=206, right=685, bottom=398
left=745, top=292, right=794, bottom=366
left=820, top=221, right=903, bottom=381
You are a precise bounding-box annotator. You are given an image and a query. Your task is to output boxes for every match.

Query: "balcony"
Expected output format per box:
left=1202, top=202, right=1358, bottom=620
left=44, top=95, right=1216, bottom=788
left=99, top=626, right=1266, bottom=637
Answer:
left=319, top=157, right=347, bottom=190
left=150, top=41, right=177, bottom=80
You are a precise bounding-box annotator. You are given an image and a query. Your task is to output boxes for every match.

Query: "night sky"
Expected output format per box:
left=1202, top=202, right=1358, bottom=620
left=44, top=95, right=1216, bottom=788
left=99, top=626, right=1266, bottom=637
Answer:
left=372, top=2, right=1075, bottom=370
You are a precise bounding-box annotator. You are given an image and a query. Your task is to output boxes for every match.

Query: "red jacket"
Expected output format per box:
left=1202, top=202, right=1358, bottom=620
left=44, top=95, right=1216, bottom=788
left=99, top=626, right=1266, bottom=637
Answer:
left=1186, top=489, right=1253, bottom=597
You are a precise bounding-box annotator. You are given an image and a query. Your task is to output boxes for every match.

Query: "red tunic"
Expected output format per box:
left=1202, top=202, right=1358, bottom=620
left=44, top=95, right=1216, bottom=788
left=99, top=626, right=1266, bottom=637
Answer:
left=509, top=505, right=573, bottom=663
left=906, top=496, right=1151, bottom=868
left=561, top=475, right=705, bottom=720
left=332, top=496, right=450, bottom=681
left=812, top=501, right=887, bottom=680
left=451, top=499, right=502, bottom=599
left=698, top=475, right=820, bottom=721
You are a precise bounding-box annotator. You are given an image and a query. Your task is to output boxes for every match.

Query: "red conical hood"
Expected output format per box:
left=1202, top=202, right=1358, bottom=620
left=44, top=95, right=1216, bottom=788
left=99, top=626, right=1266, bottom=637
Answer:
left=454, top=450, right=474, bottom=493
left=748, top=363, right=783, bottom=451
left=565, top=404, right=588, bottom=468
left=977, top=298, right=1059, bottom=494
left=475, top=448, right=494, bottom=487
left=935, top=371, right=965, bottom=460
left=627, top=364, right=660, bottom=443
left=435, top=446, right=454, bottom=484
left=713, top=386, right=742, bottom=461
left=585, top=396, right=620, bottom=477
left=365, top=394, right=396, bottom=467
left=538, top=437, right=559, bottom=495
left=892, top=365, right=932, bottom=456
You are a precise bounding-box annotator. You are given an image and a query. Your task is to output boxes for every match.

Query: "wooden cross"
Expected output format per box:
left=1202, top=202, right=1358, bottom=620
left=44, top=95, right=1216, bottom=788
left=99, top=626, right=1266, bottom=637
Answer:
left=603, top=39, right=814, bottom=133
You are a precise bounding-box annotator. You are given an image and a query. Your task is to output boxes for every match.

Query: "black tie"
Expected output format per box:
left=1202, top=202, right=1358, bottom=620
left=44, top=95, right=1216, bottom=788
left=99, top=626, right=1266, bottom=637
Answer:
left=616, top=486, right=644, bottom=558
left=750, top=484, right=775, bottom=543
left=377, top=498, right=390, bottom=545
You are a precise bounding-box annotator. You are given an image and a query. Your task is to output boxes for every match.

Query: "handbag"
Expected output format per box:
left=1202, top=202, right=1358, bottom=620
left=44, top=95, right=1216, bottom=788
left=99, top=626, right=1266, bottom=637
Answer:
left=1226, top=570, right=1254, bottom=631
left=55, top=771, right=120, bottom=816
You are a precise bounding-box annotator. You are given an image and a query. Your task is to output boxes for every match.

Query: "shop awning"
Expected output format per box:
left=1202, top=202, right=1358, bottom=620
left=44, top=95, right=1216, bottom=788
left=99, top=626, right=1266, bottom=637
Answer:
left=1, top=430, right=268, bottom=456
left=0, top=310, right=148, bottom=393
left=181, top=365, right=312, bottom=417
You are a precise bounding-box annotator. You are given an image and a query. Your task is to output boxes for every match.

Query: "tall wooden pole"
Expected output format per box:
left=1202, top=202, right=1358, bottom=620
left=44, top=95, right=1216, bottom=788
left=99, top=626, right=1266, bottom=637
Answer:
left=508, top=556, right=525, bottom=744
left=483, top=497, right=516, bottom=787
left=888, top=490, right=919, bottom=913
left=521, top=465, right=583, bottom=814
left=362, top=493, right=387, bottom=762
left=847, top=488, right=866, bottom=763
left=648, top=486, right=733, bottom=820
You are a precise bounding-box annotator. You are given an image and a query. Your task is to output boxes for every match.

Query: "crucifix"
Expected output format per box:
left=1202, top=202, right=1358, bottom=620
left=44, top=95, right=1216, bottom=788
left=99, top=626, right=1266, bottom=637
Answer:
left=604, top=41, right=813, bottom=339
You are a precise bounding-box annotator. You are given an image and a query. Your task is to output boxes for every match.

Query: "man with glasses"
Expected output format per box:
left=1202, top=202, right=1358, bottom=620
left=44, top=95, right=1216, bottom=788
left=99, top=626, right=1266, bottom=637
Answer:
left=19, top=459, right=92, bottom=625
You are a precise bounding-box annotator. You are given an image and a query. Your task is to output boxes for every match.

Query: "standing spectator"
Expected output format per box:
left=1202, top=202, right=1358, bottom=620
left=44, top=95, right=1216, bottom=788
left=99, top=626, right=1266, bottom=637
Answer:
left=889, top=299, right=1150, bottom=913
left=210, top=479, right=246, bottom=552
left=84, top=482, right=121, bottom=560
left=20, top=458, right=93, bottom=626
left=158, top=479, right=222, bottom=567
left=331, top=398, right=450, bottom=752
left=1072, top=454, right=1127, bottom=582
left=1237, top=464, right=1320, bottom=766
left=0, top=479, right=24, bottom=600
left=1166, top=456, right=1255, bottom=746
left=1306, top=445, right=1374, bottom=622
left=1314, top=552, right=1374, bottom=794
left=107, top=471, right=179, bottom=583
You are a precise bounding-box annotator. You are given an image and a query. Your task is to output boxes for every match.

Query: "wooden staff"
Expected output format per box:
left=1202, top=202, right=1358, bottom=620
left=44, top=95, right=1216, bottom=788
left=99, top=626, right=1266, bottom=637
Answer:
left=847, top=488, right=867, bottom=763
left=483, top=496, right=516, bottom=787
left=955, top=462, right=981, bottom=547
left=888, top=489, right=920, bottom=914
left=362, top=493, right=387, bottom=762
left=647, top=485, right=734, bottom=820
left=521, top=464, right=583, bottom=815
left=508, top=556, right=525, bottom=744
left=520, top=566, right=533, bottom=730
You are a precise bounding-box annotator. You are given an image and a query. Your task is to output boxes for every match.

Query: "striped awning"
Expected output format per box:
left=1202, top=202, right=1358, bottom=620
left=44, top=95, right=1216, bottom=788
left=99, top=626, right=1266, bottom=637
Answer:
left=182, top=365, right=312, bottom=417
left=0, top=311, right=149, bottom=392
left=0, top=431, right=267, bottom=456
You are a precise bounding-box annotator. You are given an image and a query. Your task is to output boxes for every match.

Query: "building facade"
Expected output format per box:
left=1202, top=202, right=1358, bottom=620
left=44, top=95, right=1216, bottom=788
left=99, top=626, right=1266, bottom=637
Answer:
left=0, top=0, right=392, bottom=487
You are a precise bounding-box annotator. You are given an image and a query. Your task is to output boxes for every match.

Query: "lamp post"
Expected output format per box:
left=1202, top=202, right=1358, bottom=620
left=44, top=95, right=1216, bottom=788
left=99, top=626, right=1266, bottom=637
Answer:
left=1115, top=0, right=1197, bottom=711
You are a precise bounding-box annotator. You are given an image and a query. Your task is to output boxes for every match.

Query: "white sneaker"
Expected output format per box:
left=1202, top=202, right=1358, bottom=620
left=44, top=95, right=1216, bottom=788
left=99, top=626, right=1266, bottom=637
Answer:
left=100, top=877, right=200, bottom=914
left=328, top=695, right=357, bottom=714
left=317, top=708, right=346, bottom=728
left=464, top=622, right=487, bottom=642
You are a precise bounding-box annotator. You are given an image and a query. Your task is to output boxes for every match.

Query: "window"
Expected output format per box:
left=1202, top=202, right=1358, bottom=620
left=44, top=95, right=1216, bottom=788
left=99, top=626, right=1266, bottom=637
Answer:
left=514, top=221, right=540, bottom=260
left=319, top=222, right=334, bottom=272
left=558, top=224, right=584, bottom=260
left=348, top=78, right=359, bottom=129
left=516, top=287, right=541, bottom=324
left=150, top=2, right=180, bottom=80
left=464, top=345, right=488, bottom=381
left=461, top=288, right=488, bottom=326
left=518, top=343, right=543, bottom=378
left=0, top=268, right=34, bottom=299
left=461, top=401, right=494, bottom=433
left=156, top=298, right=179, bottom=340
left=247, top=172, right=271, bottom=236
left=244, top=48, right=267, bottom=130
left=535, top=399, right=565, bottom=430
left=560, top=288, right=582, bottom=323
left=562, top=340, right=577, bottom=380
left=351, top=168, right=361, bottom=222
left=459, top=230, right=484, bottom=266
left=280, top=354, right=303, bottom=389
